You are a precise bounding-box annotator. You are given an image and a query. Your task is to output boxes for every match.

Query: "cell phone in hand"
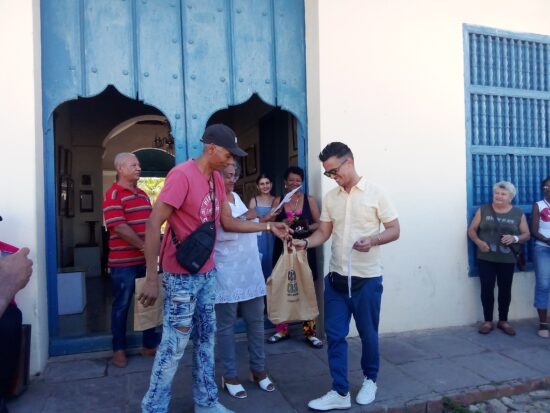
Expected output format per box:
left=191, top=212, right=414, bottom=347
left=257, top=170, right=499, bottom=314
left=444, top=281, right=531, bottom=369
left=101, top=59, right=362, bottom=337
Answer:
left=0, top=241, right=19, bottom=256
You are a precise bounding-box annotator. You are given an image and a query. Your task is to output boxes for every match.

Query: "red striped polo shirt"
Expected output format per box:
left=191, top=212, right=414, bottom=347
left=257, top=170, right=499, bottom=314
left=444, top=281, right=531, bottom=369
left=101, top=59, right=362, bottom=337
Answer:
left=102, top=182, right=152, bottom=267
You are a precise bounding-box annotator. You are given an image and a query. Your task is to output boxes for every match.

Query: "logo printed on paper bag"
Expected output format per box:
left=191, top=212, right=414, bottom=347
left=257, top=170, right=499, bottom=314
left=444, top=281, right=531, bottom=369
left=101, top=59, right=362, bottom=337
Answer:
left=287, top=269, right=299, bottom=299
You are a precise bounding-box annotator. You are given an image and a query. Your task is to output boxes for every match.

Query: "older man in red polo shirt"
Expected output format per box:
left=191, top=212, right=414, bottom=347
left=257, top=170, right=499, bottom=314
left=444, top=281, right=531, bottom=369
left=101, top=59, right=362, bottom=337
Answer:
left=102, top=152, right=160, bottom=368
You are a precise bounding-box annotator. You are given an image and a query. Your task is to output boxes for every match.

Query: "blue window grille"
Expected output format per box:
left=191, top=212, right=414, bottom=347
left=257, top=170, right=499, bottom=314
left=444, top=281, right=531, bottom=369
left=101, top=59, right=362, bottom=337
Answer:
left=464, top=24, right=550, bottom=274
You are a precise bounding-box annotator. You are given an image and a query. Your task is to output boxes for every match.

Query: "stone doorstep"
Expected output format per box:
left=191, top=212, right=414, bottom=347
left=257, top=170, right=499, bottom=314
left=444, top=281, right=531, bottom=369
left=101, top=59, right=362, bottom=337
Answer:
left=372, top=376, right=550, bottom=413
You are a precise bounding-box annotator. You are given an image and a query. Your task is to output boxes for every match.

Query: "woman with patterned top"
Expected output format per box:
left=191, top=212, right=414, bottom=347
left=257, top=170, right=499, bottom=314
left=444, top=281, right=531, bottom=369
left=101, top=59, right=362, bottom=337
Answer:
left=468, top=181, right=530, bottom=336
left=531, top=176, right=550, bottom=338
left=214, top=161, right=275, bottom=399
left=268, top=166, right=323, bottom=348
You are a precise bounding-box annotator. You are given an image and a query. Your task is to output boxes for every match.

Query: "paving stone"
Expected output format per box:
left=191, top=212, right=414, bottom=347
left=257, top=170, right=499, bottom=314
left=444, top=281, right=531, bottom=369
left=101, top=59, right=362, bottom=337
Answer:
left=9, top=319, right=550, bottom=413
left=529, top=389, right=550, bottom=398
left=267, top=350, right=330, bottom=381
left=501, top=346, right=550, bottom=375
left=397, top=358, right=486, bottom=393
left=6, top=380, right=50, bottom=413
left=275, top=373, right=333, bottom=413
left=107, top=353, right=156, bottom=376
left=43, top=358, right=107, bottom=383
left=42, top=376, right=126, bottom=412
left=374, top=360, right=432, bottom=403
left=451, top=352, right=541, bottom=382
left=487, top=398, right=508, bottom=413
left=380, top=337, right=433, bottom=364
left=407, top=333, right=486, bottom=358
left=455, top=327, right=524, bottom=352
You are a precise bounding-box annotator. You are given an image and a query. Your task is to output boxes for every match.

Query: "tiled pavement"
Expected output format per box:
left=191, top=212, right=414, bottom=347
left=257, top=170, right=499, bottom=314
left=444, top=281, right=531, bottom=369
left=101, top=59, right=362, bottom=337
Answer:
left=7, top=318, right=550, bottom=412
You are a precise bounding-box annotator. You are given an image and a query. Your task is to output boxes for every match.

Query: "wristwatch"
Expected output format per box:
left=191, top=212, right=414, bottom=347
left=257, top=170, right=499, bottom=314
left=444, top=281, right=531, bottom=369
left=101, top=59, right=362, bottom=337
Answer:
left=513, top=235, right=519, bottom=243
left=266, top=222, right=271, bottom=232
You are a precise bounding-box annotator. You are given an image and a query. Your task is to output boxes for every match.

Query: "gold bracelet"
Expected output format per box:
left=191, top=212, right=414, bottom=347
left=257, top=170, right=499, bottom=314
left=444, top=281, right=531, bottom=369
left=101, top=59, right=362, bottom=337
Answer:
left=304, top=238, right=309, bottom=249
left=266, top=222, right=271, bottom=232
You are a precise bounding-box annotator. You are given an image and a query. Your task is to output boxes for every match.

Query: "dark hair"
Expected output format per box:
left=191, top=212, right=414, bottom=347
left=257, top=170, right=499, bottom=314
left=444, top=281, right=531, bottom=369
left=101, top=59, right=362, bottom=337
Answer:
left=542, top=176, right=550, bottom=187
left=256, top=173, right=273, bottom=185
left=318, top=142, right=353, bottom=162
left=284, top=166, right=304, bottom=181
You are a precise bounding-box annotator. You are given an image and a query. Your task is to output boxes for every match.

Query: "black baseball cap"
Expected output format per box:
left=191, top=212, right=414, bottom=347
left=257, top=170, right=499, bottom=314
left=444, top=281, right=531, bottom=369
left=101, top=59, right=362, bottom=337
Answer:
left=200, top=124, right=247, bottom=157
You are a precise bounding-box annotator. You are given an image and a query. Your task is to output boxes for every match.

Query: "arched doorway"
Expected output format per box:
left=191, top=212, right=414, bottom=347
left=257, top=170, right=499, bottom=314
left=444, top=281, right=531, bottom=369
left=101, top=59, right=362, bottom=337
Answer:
left=50, top=86, right=174, bottom=355
left=42, top=1, right=308, bottom=355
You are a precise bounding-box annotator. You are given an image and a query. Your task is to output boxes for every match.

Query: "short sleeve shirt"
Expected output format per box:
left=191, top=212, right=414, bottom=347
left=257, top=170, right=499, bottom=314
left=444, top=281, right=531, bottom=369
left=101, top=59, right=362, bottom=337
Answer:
left=320, top=177, right=398, bottom=278
left=158, top=160, right=227, bottom=274
left=102, top=183, right=151, bottom=267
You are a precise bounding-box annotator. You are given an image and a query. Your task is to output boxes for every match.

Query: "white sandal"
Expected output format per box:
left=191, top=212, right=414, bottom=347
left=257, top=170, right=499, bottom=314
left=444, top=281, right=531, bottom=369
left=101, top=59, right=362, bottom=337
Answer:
left=221, top=377, right=247, bottom=399
left=249, top=372, right=275, bottom=392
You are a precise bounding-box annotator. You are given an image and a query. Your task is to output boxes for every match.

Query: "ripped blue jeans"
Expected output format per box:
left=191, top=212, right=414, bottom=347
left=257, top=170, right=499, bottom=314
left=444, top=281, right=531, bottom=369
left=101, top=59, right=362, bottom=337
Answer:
left=142, top=270, right=218, bottom=413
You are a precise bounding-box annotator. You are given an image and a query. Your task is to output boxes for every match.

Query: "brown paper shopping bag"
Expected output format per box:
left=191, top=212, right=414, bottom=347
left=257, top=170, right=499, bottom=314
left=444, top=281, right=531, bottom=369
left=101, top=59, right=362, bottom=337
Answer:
left=134, top=276, right=163, bottom=331
left=266, top=245, right=319, bottom=324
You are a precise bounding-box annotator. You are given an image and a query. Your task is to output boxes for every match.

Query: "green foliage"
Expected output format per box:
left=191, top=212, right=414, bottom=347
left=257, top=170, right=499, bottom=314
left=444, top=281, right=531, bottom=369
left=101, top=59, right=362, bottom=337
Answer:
left=442, top=397, right=470, bottom=413
left=138, top=177, right=165, bottom=205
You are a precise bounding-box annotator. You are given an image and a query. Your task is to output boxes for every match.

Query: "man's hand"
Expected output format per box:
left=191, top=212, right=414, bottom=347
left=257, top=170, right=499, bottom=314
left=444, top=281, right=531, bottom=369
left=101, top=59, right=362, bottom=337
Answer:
left=0, top=248, right=33, bottom=292
left=271, top=222, right=291, bottom=241
left=352, top=236, right=375, bottom=252
left=138, top=274, right=159, bottom=308
left=292, top=238, right=307, bottom=251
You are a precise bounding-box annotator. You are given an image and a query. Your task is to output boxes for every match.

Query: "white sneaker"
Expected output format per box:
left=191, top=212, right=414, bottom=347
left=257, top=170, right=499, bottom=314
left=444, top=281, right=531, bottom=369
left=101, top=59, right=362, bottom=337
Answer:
left=356, top=378, right=377, bottom=405
left=308, top=390, right=351, bottom=411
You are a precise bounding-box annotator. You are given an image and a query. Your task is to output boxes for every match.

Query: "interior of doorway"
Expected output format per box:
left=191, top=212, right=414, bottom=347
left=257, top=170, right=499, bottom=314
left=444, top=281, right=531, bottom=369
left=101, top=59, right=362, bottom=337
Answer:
left=52, top=86, right=174, bottom=351
left=208, top=94, right=300, bottom=207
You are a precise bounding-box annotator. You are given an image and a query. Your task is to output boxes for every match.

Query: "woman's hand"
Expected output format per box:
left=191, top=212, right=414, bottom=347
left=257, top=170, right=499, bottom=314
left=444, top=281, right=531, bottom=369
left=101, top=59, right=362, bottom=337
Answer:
left=500, top=234, right=517, bottom=246
left=476, top=240, right=491, bottom=252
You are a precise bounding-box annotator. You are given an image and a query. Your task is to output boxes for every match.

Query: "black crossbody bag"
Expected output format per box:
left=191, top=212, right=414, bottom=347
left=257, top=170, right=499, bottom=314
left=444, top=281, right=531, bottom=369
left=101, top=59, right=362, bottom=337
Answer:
left=171, top=179, right=217, bottom=274
left=488, top=205, right=526, bottom=271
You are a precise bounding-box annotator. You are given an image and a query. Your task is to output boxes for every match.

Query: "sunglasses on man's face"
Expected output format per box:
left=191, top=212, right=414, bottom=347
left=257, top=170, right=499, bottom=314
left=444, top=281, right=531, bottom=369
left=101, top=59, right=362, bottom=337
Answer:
left=323, top=159, right=348, bottom=178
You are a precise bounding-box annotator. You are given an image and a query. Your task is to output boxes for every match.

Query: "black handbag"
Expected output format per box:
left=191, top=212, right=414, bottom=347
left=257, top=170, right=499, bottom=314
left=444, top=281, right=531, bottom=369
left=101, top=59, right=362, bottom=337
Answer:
left=171, top=179, right=217, bottom=274
left=488, top=206, right=526, bottom=271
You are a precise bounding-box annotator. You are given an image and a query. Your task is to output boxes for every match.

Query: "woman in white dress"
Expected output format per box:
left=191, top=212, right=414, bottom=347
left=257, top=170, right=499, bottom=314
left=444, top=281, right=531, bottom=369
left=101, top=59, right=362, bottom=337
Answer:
left=214, top=161, right=275, bottom=399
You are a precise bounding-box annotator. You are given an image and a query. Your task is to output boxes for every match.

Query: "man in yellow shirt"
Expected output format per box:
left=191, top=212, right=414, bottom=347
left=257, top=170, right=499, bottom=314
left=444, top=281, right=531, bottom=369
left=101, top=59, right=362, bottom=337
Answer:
left=294, top=142, right=400, bottom=411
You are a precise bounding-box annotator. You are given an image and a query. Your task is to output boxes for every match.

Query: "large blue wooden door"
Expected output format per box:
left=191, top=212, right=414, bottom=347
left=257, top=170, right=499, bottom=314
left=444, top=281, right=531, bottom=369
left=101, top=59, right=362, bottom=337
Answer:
left=41, top=0, right=308, bottom=354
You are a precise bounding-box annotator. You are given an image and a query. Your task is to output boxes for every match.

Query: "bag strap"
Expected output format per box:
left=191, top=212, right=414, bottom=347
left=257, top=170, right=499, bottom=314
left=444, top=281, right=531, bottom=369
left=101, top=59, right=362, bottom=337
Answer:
left=171, top=175, right=217, bottom=246
left=487, top=205, right=521, bottom=261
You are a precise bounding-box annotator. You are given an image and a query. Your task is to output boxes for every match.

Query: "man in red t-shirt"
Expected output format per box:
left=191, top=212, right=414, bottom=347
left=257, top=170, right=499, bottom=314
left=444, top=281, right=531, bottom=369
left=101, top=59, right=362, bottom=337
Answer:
left=140, top=124, right=289, bottom=413
left=102, top=153, right=160, bottom=368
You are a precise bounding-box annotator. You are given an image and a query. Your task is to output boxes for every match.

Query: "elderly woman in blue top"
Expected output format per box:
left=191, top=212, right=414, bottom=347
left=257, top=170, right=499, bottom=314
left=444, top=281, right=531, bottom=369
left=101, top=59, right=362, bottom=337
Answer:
left=468, top=181, right=530, bottom=336
left=213, top=161, right=275, bottom=399
left=531, top=176, right=550, bottom=338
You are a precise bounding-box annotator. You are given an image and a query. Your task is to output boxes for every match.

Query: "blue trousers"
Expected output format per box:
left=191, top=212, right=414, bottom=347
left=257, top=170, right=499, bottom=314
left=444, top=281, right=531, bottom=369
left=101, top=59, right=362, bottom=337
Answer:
left=110, top=264, right=160, bottom=351
left=534, top=245, right=550, bottom=309
left=324, top=275, right=383, bottom=395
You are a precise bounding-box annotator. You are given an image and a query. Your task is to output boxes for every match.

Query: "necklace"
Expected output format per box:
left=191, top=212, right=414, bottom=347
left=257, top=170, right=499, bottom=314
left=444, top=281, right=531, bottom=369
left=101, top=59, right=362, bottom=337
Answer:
left=289, top=193, right=302, bottom=214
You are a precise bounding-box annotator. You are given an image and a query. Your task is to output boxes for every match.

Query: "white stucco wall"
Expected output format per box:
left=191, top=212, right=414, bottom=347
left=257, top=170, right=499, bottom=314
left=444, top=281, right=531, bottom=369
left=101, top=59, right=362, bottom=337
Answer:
left=305, top=0, right=550, bottom=333
left=3, top=0, right=550, bottom=375
left=0, top=0, right=47, bottom=373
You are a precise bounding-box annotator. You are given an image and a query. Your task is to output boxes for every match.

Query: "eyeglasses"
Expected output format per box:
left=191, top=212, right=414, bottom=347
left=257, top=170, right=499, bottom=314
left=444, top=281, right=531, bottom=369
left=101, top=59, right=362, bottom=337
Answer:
left=323, top=159, right=348, bottom=178
left=544, top=186, right=550, bottom=191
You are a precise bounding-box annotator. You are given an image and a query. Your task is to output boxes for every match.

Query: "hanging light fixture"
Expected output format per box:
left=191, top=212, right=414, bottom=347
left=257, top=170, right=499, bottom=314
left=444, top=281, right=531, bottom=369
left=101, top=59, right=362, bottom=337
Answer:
left=152, top=133, right=174, bottom=155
